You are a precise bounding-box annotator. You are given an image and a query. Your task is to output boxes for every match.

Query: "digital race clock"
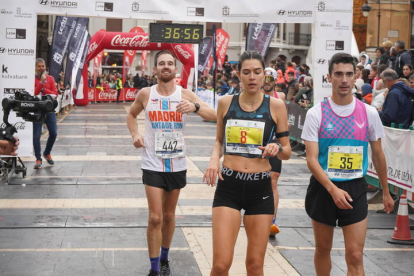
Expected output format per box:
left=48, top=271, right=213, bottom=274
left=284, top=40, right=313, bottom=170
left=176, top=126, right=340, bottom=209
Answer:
left=149, top=23, right=203, bottom=44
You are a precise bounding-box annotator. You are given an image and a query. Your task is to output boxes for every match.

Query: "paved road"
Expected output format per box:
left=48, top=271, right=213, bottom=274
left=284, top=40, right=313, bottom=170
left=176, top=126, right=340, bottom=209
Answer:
left=0, top=102, right=413, bottom=276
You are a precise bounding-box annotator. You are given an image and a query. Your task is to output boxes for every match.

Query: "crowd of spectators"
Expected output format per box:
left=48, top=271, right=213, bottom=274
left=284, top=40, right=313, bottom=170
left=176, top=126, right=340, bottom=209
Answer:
left=197, top=58, right=313, bottom=108
left=354, top=40, right=414, bottom=129
left=89, top=72, right=158, bottom=90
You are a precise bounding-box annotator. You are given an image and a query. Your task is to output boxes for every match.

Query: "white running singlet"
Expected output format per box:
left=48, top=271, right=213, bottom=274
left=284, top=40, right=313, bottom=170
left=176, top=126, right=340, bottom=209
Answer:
left=142, top=85, right=187, bottom=172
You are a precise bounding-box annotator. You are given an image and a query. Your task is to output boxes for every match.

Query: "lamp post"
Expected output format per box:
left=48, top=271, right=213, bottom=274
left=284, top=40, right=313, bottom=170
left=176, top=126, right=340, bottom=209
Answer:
left=361, top=1, right=381, bottom=47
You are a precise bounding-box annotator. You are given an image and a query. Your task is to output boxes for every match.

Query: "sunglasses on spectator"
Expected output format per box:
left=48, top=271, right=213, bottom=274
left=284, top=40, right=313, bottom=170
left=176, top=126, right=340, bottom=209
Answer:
left=264, top=76, right=275, bottom=82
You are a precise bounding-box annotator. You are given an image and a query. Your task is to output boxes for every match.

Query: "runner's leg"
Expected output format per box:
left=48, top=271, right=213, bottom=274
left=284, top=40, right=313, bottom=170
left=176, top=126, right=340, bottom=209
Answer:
left=244, top=214, right=273, bottom=276
left=211, top=207, right=241, bottom=276
left=312, top=219, right=334, bottom=276
left=342, top=218, right=367, bottom=276
left=161, top=188, right=181, bottom=251
left=270, top=172, right=280, bottom=218
left=270, top=171, right=280, bottom=236
left=145, top=185, right=164, bottom=258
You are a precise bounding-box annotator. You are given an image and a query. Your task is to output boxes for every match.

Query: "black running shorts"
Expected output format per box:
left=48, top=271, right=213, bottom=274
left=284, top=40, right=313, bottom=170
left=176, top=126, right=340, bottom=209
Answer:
left=213, top=167, right=274, bottom=215
left=142, top=169, right=187, bottom=192
left=269, top=156, right=282, bottom=173
left=305, top=176, right=368, bottom=227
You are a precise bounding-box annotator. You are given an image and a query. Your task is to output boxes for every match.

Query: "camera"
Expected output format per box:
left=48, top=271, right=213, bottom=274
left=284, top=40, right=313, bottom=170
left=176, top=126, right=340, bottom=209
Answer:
left=0, top=91, right=58, bottom=142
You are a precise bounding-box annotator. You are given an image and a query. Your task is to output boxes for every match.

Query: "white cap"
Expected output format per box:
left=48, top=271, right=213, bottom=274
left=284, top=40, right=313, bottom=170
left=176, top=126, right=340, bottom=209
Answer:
left=264, top=67, right=277, bottom=79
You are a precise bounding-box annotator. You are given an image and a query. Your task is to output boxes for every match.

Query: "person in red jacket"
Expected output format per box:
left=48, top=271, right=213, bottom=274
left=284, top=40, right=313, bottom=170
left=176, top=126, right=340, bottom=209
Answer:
left=33, top=58, right=58, bottom=169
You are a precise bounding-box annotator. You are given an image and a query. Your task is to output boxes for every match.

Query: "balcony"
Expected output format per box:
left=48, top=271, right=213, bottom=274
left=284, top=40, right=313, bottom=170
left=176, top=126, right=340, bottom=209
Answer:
left=288, top=33, right=311, bottom=46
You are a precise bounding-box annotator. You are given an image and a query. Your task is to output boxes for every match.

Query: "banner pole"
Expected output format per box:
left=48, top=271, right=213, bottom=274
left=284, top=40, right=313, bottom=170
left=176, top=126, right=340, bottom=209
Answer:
left=212, top=24, right=217, bottom=108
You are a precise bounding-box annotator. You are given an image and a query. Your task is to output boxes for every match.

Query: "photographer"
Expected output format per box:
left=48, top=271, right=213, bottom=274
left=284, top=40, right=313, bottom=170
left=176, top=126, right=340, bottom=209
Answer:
left=34, top=58, right=58, bottom=169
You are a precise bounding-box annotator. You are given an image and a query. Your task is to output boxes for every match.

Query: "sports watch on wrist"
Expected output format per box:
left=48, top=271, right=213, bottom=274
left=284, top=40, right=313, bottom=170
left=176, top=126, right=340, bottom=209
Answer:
left=193, top=102, right=200, bottom=113
left=275, top=143, right=283, bottom=154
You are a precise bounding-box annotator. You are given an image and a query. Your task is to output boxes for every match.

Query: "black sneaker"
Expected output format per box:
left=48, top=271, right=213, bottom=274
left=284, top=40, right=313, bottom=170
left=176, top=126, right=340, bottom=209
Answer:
left=159, top=260, right=172, bottom=276
left=147, top=269, right=159, bottom=276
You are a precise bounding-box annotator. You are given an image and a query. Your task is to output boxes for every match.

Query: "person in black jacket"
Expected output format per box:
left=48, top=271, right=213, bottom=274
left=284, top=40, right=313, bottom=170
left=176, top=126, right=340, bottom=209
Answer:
left=394, top=40, right=412, bottom=78
left=133, top=73, right=141, bottom=88
left=379, top=69, right=414, bottom=128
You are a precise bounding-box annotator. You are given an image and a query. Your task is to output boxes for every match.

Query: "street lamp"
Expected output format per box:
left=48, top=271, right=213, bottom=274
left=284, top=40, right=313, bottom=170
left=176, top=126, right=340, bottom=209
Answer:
left=361, top=1, right=381, bottom=48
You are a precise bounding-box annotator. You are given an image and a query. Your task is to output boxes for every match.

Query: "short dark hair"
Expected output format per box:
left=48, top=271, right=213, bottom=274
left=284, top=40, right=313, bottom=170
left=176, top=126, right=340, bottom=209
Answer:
left=395, top=40, right=405, bottom=50
left=378, top=64, right=387, bottom=76
left=328, top=53, right=356, bottom=75
left=154, top=50, right=176, bottom=67
left=376, top=47, right=385, bottom=55
left=390, top=47, right=398, bottom=57
left=237, top=50, right=265, bottom=71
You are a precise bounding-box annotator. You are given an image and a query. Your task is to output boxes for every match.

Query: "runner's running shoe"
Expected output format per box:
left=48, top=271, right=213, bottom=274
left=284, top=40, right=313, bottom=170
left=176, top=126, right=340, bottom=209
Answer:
left=160, top=260, right=172, bottom=276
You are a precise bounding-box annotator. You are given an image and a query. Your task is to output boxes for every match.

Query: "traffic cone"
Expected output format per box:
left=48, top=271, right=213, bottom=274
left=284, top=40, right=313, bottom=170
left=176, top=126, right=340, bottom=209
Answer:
left=387, top=194, right=414, bottom=245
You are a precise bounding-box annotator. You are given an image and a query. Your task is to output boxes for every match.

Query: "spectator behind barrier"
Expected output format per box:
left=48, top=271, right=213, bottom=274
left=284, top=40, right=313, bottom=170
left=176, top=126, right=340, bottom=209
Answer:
left=295, top=76, right=313, bottom=107
left=286, top=71, right=298, bottom=101
left=361, top=84, right=373, bottom=104
left=379, top=69, right=414, bottom=128
left=371, top=79, right=387, bottom=111
left=394, top=40, right=412, bottom=78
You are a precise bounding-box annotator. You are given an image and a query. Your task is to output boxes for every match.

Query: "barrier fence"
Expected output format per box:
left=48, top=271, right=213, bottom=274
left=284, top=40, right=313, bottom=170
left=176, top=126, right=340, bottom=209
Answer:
left=88, top=88, right=139, bottom=102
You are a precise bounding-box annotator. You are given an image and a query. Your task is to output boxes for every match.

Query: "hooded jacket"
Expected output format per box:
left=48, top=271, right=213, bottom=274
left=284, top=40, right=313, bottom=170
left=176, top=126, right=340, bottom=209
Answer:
left=379, top=82, right=414, bottom=129
left=359, top=54, right=371, bottom=70
left=371, top=88, right=386, bottom=110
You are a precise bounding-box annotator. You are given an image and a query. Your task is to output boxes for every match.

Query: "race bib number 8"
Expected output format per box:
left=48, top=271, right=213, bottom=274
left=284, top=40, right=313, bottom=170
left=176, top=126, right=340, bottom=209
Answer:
left=155, top=131, right=185, bottom=159
left=225, top=120, right=265, bottom=155
left=327, top=146, right=363, bottom=179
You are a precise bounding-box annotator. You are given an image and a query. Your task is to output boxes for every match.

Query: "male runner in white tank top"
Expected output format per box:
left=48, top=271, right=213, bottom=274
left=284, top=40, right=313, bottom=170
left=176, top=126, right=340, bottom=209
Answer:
left=127, top=50, right=216, bottom=276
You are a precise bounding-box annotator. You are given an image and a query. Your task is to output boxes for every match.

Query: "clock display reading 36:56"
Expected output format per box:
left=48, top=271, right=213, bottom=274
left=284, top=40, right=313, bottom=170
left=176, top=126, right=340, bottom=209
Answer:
left=149, top=23, right=204, bottom=44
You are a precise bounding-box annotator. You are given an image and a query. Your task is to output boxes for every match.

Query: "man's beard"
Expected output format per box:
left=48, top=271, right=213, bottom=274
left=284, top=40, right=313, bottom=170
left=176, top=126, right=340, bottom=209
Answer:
left=158, top=70, right=175, bottom=83
left=263, top=83, right=275, bottom=93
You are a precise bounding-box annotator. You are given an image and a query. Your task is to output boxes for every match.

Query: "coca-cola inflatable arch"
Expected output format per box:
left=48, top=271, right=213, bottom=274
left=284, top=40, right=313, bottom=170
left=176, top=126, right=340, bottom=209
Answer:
left=75, top=30, right=194, bottom=106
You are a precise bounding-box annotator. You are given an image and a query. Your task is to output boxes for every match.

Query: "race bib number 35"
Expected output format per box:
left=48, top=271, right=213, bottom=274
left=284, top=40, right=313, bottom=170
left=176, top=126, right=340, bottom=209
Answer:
left=327, top=146, right=363, bottom=179
left=155, top=131, right=185, bottom=159
left=225, top=120, right=265, bottom=155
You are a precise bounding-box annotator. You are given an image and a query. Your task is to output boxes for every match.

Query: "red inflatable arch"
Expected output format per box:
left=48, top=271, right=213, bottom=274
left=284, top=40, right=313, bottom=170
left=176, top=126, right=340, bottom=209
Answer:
left=75, top=30, right=195, bottom=106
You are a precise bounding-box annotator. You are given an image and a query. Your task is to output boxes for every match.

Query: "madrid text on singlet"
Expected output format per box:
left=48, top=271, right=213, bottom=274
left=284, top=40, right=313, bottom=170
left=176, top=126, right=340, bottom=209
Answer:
left=148, top=111, right=184, bottom=129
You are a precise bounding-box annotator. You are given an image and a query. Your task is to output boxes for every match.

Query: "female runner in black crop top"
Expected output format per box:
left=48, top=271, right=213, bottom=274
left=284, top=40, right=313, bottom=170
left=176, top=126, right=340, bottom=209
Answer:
left=203, top=51, right=291, bottom=276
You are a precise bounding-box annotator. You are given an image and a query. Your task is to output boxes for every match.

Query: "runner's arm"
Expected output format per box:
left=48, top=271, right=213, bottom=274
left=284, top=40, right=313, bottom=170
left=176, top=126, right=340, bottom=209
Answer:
left=369, top=139, right=394, bottom=213
left=126, top=88, right=148, bottom=148
left=304, top=141, right=353, bottom=209
left=203, top=97, right=229, bottom=186
left=180, top=89, right=217, bottom=121
left=268, top=98, right=291, bottom=160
